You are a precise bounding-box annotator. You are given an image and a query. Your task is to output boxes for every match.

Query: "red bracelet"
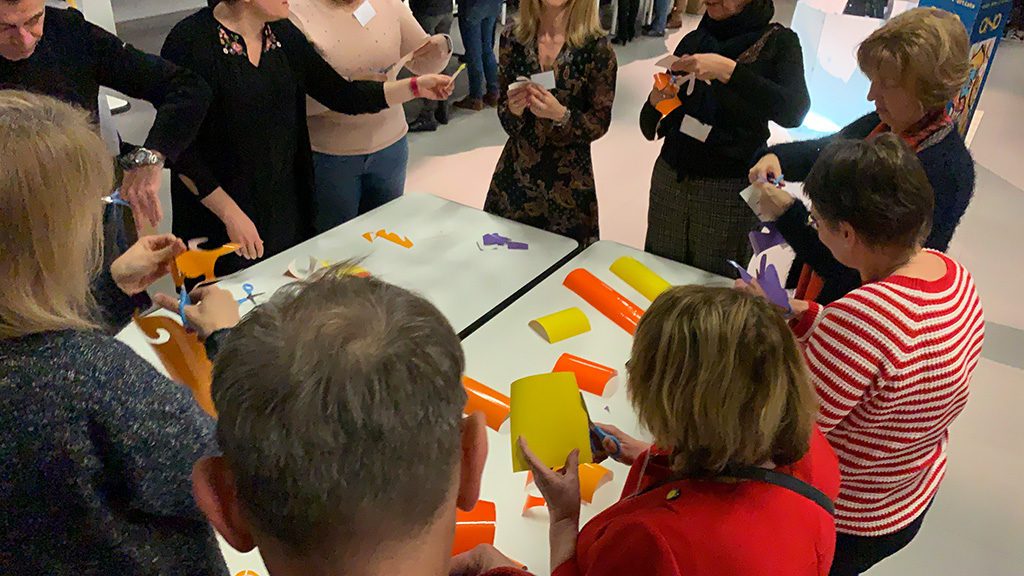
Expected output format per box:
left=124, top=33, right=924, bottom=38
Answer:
left=410, top=76, right=420, bottom=98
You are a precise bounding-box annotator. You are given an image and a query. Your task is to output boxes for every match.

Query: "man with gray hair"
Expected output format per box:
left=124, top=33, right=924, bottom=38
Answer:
left=192, top=268, right=530, bottom=576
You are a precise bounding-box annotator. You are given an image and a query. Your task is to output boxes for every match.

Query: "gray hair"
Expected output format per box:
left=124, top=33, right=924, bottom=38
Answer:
left=211, top=266, right=467, bottom=557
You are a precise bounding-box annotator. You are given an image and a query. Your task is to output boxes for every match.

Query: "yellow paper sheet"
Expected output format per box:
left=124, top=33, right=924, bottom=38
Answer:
left=528, top=307, right=591, bottom=343
left=510, top=373, right=593, bottom=472
left=609, top=256, right=671, bottom=301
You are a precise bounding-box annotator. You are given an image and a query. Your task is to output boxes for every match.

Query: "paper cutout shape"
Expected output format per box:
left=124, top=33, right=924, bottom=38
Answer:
left=552, top=354, right=617, bottom=396
left=525, top=463, right=613, bottom=504
left=522, top=494, right=546, bottom=515
left=362, top=232, right=373, bottom=242
left=452, top=500, right=496, bottom=556
left=609, top=256, right=671, bottom=302
left=506, top=241, right=529, bottom=250
left=481, top=233, right=528, bottom=250
left=510, top=372, right=593, bottom=472
left=728, top=255, right=791, bottom=312
left=451, top=62, right=467, bottom=80
left=652, top=73, right=682, bottom=116
left=134, top=314, right=216, bottom=417
left=364, top=229, right=413, bottom=249
left=463, top=376, right=510, bottom=431
left=173, top=240, right=241, bottom=284
left=748, top=223, right=787, bottom=255
left=563, top=269, right=644, bottom=335
left=529, top=308, right=591, bottom=343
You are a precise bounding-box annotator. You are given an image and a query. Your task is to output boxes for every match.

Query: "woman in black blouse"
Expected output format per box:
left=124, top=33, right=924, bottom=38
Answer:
left=640, top=0, right=809, bottom=277
left=162, top=0, right=453, bottom=274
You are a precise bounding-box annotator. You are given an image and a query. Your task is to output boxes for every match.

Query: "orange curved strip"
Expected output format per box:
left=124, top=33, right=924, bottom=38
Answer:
left=134, top=315, right=216, bottom=417
left=578, top=463, right=613, bottom=504
left=463, top=376, right=510, bottom=431
left=563, top=269, right=644, bottom=335
left=175, top=243, right=241, bottom=283
left=552, top=354, right=618, bottom=396
left=522, top=494, right=546, bottom=515
left=452, top=500, right=496, bottom=556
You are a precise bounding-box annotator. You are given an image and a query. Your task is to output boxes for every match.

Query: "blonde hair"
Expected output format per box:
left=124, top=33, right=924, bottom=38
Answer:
left=515, top=0, right=604, bottom=49
left=858, top=7, right=970, bottom=110
left=628, top=286, right=817, bottom=477
left=0, top=90, right=110, bottom=339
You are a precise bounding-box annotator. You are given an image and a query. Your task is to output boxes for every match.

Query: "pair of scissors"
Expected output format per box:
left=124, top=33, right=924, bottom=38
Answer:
left=236, top=283, right=265, bottom=306
left=580, top=393, right=621, bottom=458
left=101, top=189, right=131, bottom=208
left=177, top=287, right=191, bottom=328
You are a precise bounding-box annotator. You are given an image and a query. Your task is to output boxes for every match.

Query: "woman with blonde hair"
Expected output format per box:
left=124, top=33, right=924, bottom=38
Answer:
left=521, top=286, right=841, bottom=576
left=750, top=7, right=974, bottom=305
left=0, top=90, right=240, bottom=574
left=484, top=0, right=616, bottom=245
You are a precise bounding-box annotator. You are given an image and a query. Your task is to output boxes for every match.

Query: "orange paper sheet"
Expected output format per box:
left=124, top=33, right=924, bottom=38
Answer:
left=173, top=243, right=240, bottom=284
left=463, top=376, right=510, bottom=431
left=134, top=314, right=216, bottom=417
left=526, top=464, right=613, bottom=504
left=552, top=353, right=617, bottom=396
left=368, top=229, right=413, bottom=248
left=563, top=269, right=644, bottom=335
left=522, top=494, right=546, bottom=515
left=452, top=500, right=497, bottom=556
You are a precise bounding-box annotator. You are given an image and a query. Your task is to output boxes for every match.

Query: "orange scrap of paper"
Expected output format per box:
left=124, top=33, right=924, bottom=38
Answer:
left=525, top=464, right=614, bottom=504
left=362, top=232, right=373, bottom=242
left=134, top=314, right=216, bottom=417
left=365, top=228, right=414, bottom=248
left=174, top=242, right=241, bottom=284
left=522, top=494, right=546, bottom=515
left=452, top=500, right=497, bottom=556
left=463, top=376, right=511, bottom=431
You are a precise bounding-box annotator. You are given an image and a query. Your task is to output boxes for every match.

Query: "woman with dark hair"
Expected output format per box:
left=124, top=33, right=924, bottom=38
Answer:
left=745, top=135, right=984, bottom=575
left=641, top=0, right=809, bottom=277
left=162, top=0, right=453, bottom=275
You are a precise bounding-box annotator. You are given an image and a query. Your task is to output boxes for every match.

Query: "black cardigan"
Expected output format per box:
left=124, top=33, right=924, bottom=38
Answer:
left=767, top=112, right=976, bottom=304
left=0, top=7, right=211, bottom=163
left=639, top=21, right=810, bottom=178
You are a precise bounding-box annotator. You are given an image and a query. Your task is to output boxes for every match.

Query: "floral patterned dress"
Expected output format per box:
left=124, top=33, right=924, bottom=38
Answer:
left=484, top=26, right=617, bottom=245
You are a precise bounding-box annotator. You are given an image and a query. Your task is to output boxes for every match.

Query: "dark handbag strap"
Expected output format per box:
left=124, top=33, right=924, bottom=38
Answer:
left=722, top=466, right=835, bottom=515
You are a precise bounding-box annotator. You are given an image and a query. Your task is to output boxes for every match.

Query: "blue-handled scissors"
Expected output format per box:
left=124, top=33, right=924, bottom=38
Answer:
left=101, top=189, right=131, bottom=208
left=580, top=393, right=621, bottom=458
left=236, top=283, right=265, bottom=306
left=177, top=287, right=191, bottom=328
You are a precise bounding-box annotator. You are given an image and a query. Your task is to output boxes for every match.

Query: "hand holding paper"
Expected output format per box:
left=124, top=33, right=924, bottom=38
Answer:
left=510, top=372, right=593, bottom=472
left=518, top=437, right=582, bottom=522
left=110, top=234, right=187, bottom=295
left=729, top=255, right=791, bottom=313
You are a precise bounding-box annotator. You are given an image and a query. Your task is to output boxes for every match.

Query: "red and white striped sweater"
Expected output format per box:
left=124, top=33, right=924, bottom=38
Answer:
left=791, top=251, right=984, bottom=536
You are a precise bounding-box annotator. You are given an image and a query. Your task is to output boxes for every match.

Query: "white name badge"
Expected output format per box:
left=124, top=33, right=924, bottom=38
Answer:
left=739, top=183, right=762, bottom=217
left=680, top=115, right=712, bottom=142
left=353, top=0, right=376, bottom=27
left=530, top=70, right=557, bottom=90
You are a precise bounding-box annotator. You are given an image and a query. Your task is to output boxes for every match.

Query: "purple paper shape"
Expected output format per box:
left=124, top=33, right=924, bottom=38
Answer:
left=482, top=233, right=510, bottom=246
left=749, top=223, right=786, bottom=255
left=757, top=255, right=791, bottom=312
left=506, top=241, right=529, bottom=250
left=727, top=260, right=754, bottom=283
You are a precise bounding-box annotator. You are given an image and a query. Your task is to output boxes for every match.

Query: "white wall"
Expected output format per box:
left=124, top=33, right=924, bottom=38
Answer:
left=109, top=0, right=204, bottom=22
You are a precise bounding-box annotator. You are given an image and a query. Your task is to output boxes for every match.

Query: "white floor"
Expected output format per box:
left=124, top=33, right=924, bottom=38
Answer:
left=110, top=6, right=1024, bottom=574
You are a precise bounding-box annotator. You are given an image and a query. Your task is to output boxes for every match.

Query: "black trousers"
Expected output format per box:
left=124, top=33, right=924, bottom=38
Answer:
left=829, top=501, right=932, bottom=576
left=616, top=0, right=641, bottom=40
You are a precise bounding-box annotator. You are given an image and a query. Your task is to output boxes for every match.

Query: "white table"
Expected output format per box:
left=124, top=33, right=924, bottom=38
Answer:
left=116, top=194, right=579, bottom=365
left=459, top=241, right=730, bottom=575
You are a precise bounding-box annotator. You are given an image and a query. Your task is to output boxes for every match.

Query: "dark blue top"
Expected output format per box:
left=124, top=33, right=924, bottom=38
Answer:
left=766, top=112, right=976, bottom=304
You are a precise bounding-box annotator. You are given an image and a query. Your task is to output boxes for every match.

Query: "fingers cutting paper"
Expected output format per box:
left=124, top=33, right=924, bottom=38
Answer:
left=510, top=372, right=593, bottom=473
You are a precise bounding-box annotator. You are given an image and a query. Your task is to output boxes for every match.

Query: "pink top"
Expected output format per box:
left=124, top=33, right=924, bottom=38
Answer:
left=289, top=0, right=450, bottom=156
left=792, top=250, right=985, bottom=536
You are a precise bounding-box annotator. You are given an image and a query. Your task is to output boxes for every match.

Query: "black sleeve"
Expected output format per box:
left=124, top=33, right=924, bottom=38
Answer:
left=639, top=101, right=662, bottom=141
left=91, top=266, right=151, bottom=333
left=775, top=200, right=856, bottom=281
left=720, top=29, right=810, bottom=128
left=160, top=19, right=222, bottom=198
left=76, top=8, right=211, bottom=163
left=202, top=328, right=232, bottom=360
left=921, top=144, right=976, bottom=252
left=766, top=113, right=880, bottom=182
left=274, top=20, right=388, bottom=115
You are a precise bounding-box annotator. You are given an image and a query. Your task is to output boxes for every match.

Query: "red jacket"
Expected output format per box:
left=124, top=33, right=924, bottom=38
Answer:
left=554, top=428, right=840, bottom=576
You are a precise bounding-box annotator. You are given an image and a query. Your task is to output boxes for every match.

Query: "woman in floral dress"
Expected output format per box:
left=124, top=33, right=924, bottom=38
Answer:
left=484, top=0, right=617, bottom=245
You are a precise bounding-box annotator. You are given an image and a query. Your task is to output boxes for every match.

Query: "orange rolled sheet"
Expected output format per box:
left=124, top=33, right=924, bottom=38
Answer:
left=134, top=314, right=216, bottom=417
left=463, top=376, right=510, bottom=431
left=552, top=353, right=618, bottom=396
left=563, top=269, right=644, bottom=335
left=452, top=500, right=497, bottom=556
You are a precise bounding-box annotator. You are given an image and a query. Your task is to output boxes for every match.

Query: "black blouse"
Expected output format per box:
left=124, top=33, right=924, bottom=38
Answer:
left=160, top=9, right=387, bottom=270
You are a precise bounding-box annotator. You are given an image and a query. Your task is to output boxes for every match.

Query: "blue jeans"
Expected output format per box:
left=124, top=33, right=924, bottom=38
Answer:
left=650, top=0, right=672, bottom=34
left=312, top=136, right=408, bottom=233
left=459, top=4, right=501, bottom=99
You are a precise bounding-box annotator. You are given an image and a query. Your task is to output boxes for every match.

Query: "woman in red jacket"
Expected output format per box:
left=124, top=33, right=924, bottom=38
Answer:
left=520, top=286, right=840, bottom=576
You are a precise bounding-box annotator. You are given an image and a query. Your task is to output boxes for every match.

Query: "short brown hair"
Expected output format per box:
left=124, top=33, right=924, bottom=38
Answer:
left=628, top=286, right=816, bottom=477
left=211, top=268, right=467, bottom=559
left=805, top=134, right=934, bottom=248
left=858, top=7, right=970, bottom=110
left=0, top=90, right=108, bottom=339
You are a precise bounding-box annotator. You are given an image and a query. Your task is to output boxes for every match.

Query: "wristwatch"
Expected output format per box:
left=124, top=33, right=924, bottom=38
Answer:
left=553, top=107, right=571, bottom=126
left=118, top=147, right=164, bottom=170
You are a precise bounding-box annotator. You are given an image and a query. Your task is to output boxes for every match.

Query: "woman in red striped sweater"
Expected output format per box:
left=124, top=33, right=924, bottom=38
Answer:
left=747, top=135, right=985, bottom=575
